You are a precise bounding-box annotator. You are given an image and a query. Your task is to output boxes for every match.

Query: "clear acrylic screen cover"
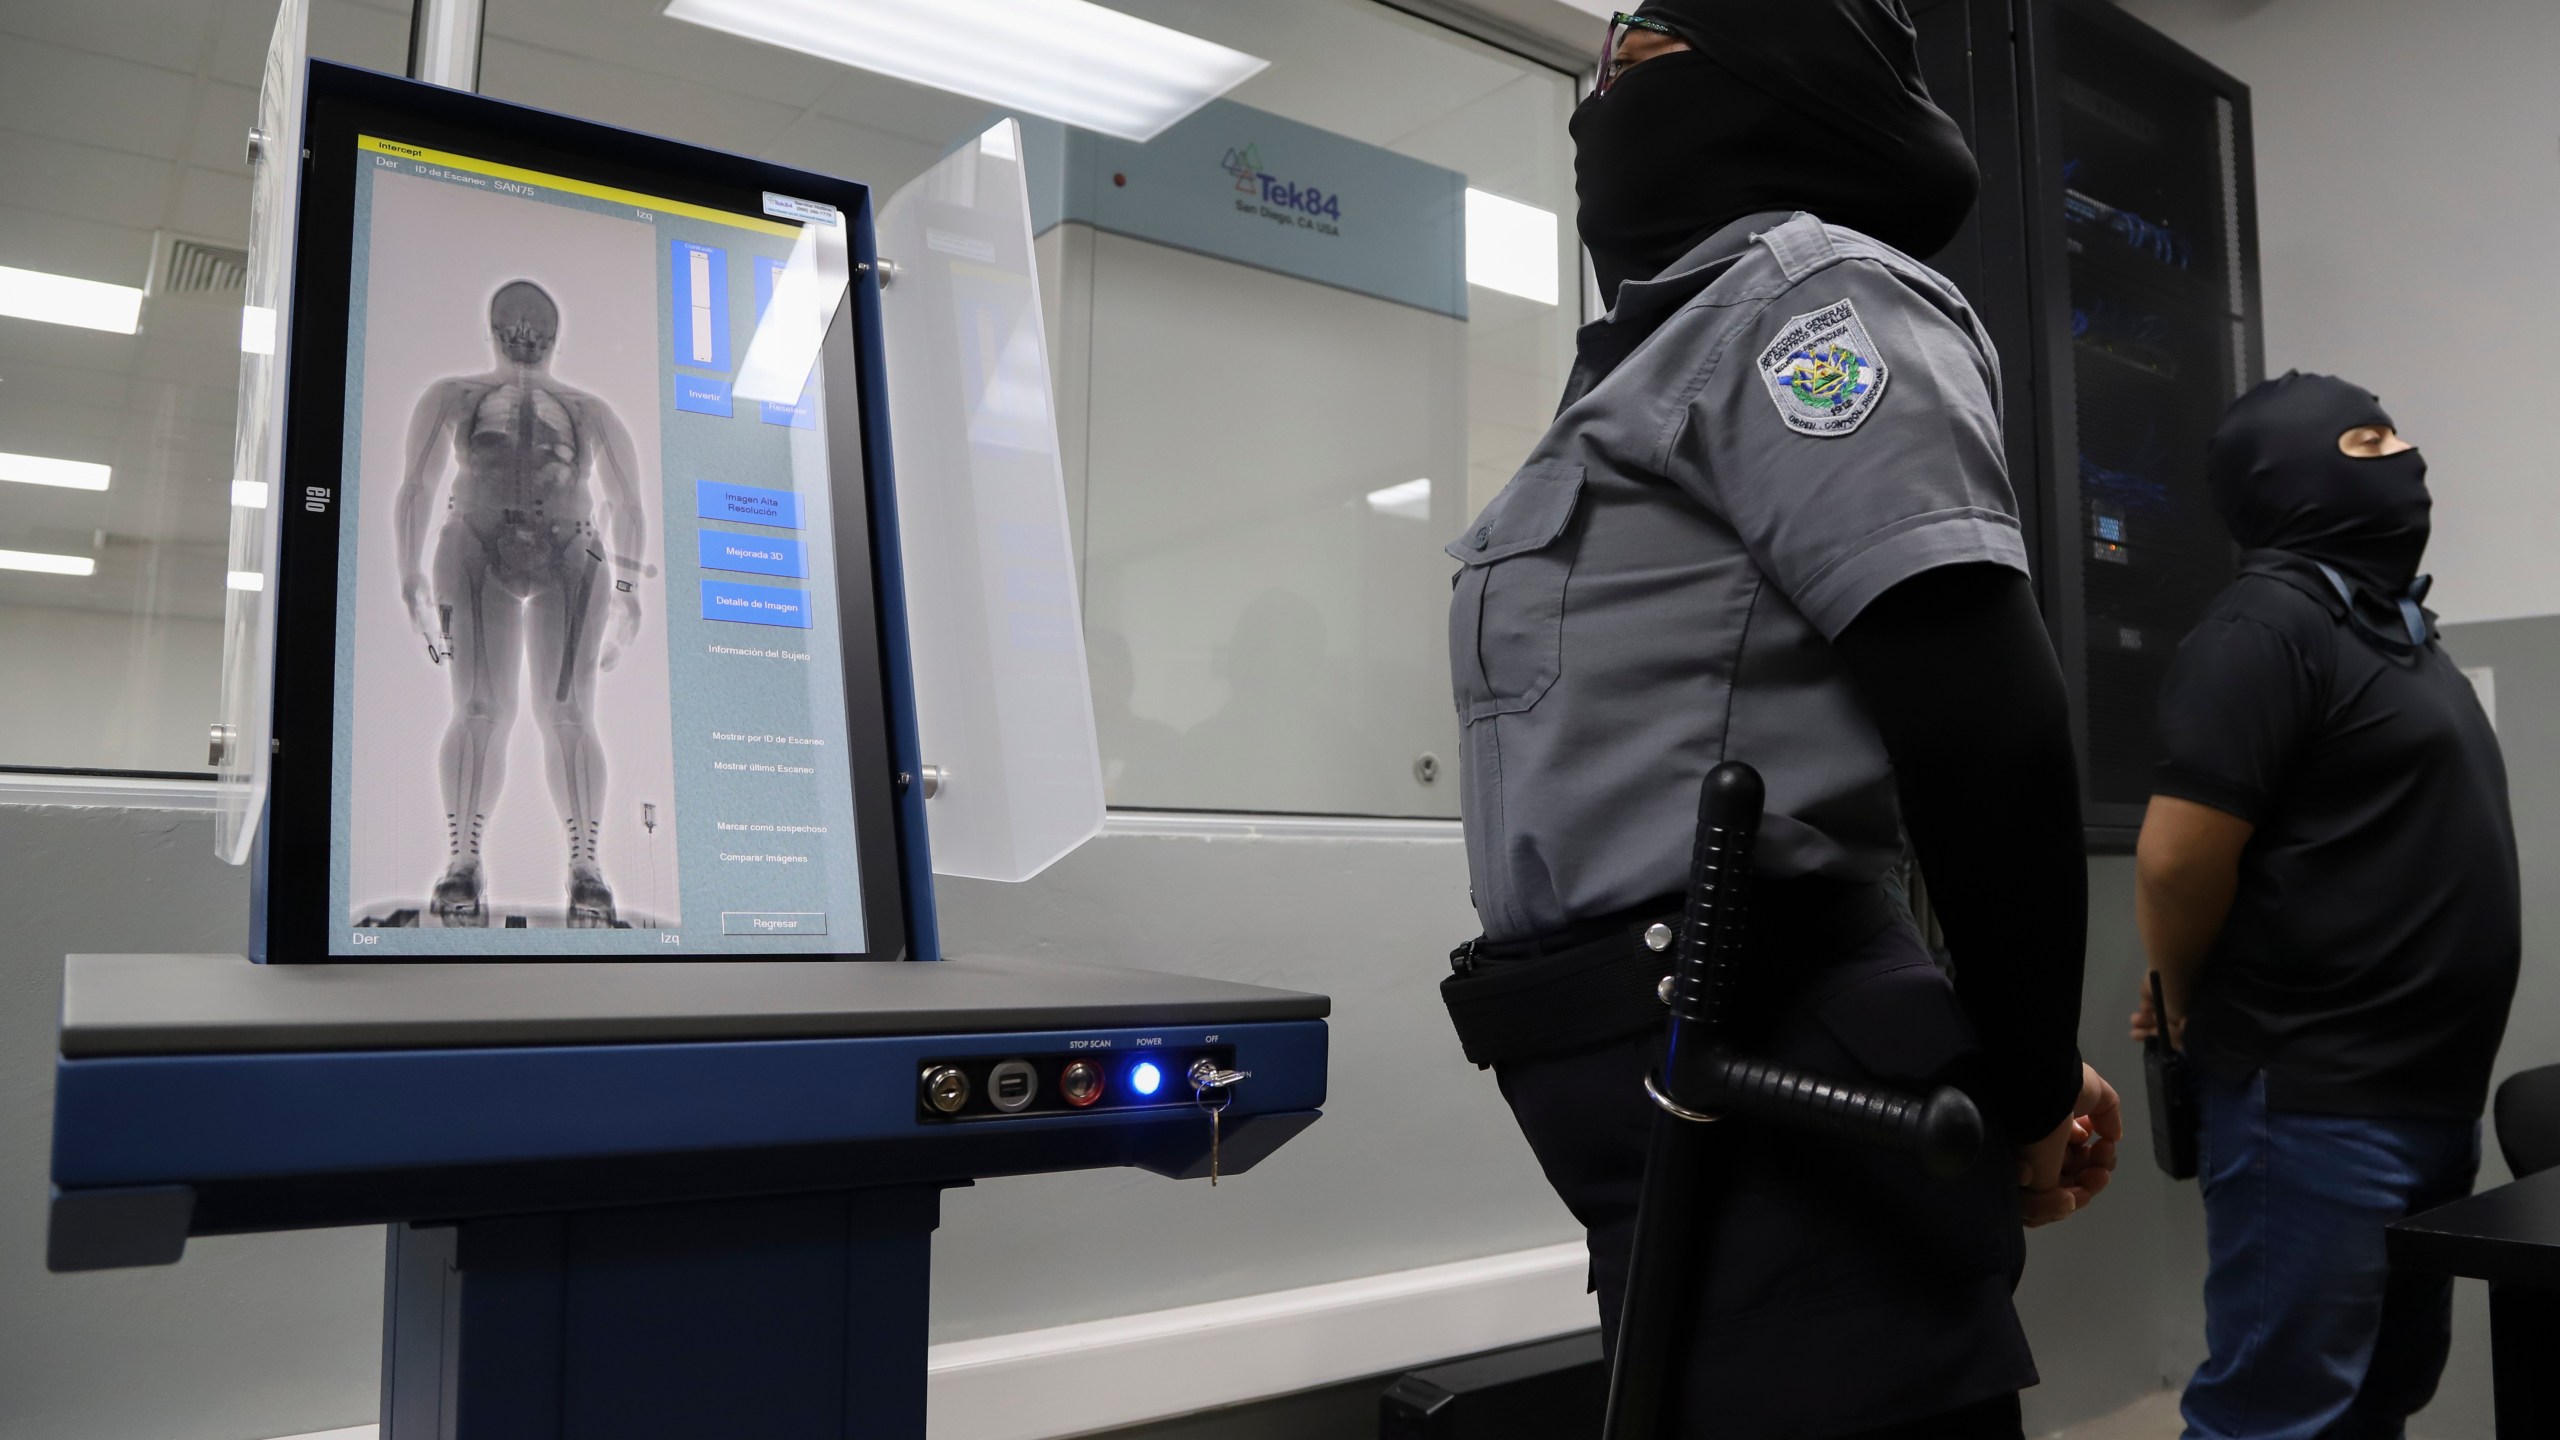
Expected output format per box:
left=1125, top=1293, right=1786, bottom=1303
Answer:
left=880, top=121, right=1103, bottom=882
left=215, top=0, right=308, bottom=863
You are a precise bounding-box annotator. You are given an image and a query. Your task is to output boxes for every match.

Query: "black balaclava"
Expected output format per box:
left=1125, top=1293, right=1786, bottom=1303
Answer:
left=2208, top=371, right=2432, bottom=597
left=1570, top=0, right=1980, bottom=303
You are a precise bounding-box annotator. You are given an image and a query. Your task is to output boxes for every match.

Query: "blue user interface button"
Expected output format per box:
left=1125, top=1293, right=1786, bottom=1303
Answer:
left=695, top=480, right=803, bottom=530
left=701, top=579, right=813, bottom=629
left=722, top=911, right=827, bottom=937
left=698, top=530, right=808, bottom=579
left=674, top=374, right=733, bottom=417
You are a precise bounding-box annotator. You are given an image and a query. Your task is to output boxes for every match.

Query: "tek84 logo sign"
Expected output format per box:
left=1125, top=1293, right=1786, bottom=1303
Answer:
left=1222, top=144, right=1342, bottom=221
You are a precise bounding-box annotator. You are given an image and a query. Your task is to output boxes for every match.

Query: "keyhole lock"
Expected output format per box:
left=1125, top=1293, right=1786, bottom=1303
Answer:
left=921, top=1065, right=970, bottom=1114
left=1413, top=752, right=1441, bottom=786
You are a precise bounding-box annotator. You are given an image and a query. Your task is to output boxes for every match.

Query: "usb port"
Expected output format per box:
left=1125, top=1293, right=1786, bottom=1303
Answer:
left=987, top=1059, right=1038, bottom=1113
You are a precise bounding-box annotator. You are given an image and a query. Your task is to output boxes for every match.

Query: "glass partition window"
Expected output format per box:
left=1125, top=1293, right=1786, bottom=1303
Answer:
left=481, top=0, right=1583, bottom=820
left=0, top=0, right=408, bottom=775
left=0, top=0, right=1581, bottom=823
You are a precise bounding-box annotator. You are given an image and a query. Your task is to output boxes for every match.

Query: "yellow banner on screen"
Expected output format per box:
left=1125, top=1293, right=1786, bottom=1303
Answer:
left=358, top=135, right=803, bottom=238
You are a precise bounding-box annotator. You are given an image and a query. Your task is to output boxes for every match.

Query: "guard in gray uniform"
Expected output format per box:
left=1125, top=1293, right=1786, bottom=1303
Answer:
left=1440, top=5, right=2120, bottom=1436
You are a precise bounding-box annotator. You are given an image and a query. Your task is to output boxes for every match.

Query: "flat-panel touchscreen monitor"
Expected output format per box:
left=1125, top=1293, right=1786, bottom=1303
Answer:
left=262, top=65, right=915, bottom=961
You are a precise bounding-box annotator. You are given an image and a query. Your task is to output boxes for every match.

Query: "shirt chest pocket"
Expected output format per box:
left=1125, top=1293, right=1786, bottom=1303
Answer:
left=1447, top=464, right=1585, bottom=722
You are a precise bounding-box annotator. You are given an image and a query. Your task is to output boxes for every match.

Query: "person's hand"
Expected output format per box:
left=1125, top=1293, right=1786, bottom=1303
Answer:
left=2018, top=1063, right=2122, bottom=1227
left=598, top=588, right=641, bottom=672
left=2131, top=972, right=2186, bottom=1049
left=402, top=576, right=443, bottom=662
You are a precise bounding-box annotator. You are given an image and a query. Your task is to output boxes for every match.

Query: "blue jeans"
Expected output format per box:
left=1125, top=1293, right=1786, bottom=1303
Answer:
left=2182, top=1070, right=2480, bottom=1440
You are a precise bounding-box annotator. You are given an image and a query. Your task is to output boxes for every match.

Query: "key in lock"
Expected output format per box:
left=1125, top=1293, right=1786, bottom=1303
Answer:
left=1189, top=1059, right=1252, bottom=1186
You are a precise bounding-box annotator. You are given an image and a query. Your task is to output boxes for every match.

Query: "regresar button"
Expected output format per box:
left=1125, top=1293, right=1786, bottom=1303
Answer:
left=721, top=911, right=827, bottom=936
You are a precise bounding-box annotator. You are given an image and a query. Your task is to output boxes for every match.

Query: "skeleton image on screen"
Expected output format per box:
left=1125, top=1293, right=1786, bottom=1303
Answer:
left=392, top=281, right=648, bottom=927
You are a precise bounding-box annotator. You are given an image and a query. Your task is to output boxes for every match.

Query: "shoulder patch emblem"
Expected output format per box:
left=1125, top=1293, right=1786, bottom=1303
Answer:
left=1755, top=299, right=1889, bottom=438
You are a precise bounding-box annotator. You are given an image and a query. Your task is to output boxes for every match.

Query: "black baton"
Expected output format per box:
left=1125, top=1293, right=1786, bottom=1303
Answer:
left=1598, top=763, right=1984, bottom=1440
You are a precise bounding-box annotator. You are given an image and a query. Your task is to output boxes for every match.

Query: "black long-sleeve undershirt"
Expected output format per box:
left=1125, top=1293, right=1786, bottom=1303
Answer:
left=1833, top=562, right=2088, bottom=1142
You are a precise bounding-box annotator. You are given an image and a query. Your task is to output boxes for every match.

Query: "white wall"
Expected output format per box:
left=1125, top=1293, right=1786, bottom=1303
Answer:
left=0, top=605, right=221, bottom=773
left=2116, top=0, right=2560, bottom=625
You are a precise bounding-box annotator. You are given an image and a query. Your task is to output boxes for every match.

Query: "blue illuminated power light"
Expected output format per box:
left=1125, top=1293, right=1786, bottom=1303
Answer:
left=1129, top=1061, right=1164, bottom=1097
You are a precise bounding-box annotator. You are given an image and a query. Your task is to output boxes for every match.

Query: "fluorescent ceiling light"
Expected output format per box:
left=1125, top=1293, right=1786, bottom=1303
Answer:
left=0, top=547, right=95, bottom=577
left=1466, top=189, right=1560, bottom=306
left=1366, top=478, right=1432, bottom=522
left=663, top=0, right=1267, bottom=143
left=0, top=264, right=143, bottom=334
left=232, top=479, right=270, bottom=509
left=0, top=451, right=111, bottom=491
left=240, top=305, right=277, bottom=355
left=226, top=570, right=266, bottom=592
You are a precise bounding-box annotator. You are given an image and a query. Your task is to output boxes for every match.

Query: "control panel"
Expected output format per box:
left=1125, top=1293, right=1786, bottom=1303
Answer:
left=917, top=1046, right=1240, bottom=1122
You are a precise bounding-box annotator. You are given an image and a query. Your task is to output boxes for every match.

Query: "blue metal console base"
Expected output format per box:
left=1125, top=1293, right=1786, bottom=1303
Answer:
left=48, top=953, right=1332, bottom=1439
left=384, top=1189, right=939, bottom=1440
left=53, top=1017, right=1327, bottom=1253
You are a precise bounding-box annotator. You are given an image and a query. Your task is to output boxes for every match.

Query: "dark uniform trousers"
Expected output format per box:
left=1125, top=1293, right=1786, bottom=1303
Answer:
left=1484, top=903, right=2037, bottom=1439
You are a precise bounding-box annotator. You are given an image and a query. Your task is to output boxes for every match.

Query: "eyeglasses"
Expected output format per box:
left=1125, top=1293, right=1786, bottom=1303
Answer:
left=1594, top=12, right=1683, bottom=95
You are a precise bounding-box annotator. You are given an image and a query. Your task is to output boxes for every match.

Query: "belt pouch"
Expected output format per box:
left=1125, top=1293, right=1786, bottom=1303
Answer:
left=1439, top=931, right=1670, bottom=1067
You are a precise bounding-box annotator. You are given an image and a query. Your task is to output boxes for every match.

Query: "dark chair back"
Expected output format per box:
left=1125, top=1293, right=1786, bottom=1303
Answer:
left=2494, top=1064, right=2560, bottom=1179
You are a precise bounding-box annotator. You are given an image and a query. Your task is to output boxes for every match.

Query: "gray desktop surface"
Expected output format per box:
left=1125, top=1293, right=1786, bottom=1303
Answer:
left=59, top=953, right=1331, bottom=1057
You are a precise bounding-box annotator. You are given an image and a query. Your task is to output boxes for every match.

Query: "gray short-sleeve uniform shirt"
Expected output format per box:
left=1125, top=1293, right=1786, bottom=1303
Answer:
left=1450, top=211, right=2026, bottom=941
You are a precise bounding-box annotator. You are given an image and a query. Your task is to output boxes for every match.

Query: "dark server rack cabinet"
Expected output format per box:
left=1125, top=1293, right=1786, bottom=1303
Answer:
left=1912, top=0, right=2263, bottom=847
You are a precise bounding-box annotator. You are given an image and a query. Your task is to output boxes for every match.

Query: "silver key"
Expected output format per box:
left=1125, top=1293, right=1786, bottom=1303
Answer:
left=1190, top=1060, right=1249, bottom=1186
left=1192, top=1087, right=1233, bottom=1185
left=1188, top=1060, right=1250, bottom=1090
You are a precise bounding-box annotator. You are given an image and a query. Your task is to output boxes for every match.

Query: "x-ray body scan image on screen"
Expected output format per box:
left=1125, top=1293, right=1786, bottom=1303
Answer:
left=325, top=135, right=872, bottom=958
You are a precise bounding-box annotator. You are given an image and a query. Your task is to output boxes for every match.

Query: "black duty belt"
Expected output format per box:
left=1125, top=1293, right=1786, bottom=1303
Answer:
left=1440, top=876, right=1904, bottom=1068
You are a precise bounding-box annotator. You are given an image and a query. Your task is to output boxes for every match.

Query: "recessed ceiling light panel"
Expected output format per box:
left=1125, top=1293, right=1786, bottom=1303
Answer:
left=0, top=547, right=96, bottom=577
left=1365, top=478, right=1433, bottom=522
left=1465, top=189, right=1560, bottom=306
left=0, top=265, right=143, bottom=334
left=663, top=0, right=1267, bottom=143
left=0, top=451, right=112, bottom=491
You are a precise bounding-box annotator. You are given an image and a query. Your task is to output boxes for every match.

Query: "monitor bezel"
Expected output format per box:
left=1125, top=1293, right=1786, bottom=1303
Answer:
left=256, top=60, right=921, bottom=963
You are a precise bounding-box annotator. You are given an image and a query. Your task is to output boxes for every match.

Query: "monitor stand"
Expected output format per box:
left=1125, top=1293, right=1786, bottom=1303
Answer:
left=384, top=1187, right=939, bottom=1438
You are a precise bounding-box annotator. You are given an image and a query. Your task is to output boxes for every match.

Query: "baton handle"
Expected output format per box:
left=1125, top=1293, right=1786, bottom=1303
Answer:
left=1697, top=1051, right=1982, bottom=1181
left=1668, top=762, right=1762, bottom=1041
